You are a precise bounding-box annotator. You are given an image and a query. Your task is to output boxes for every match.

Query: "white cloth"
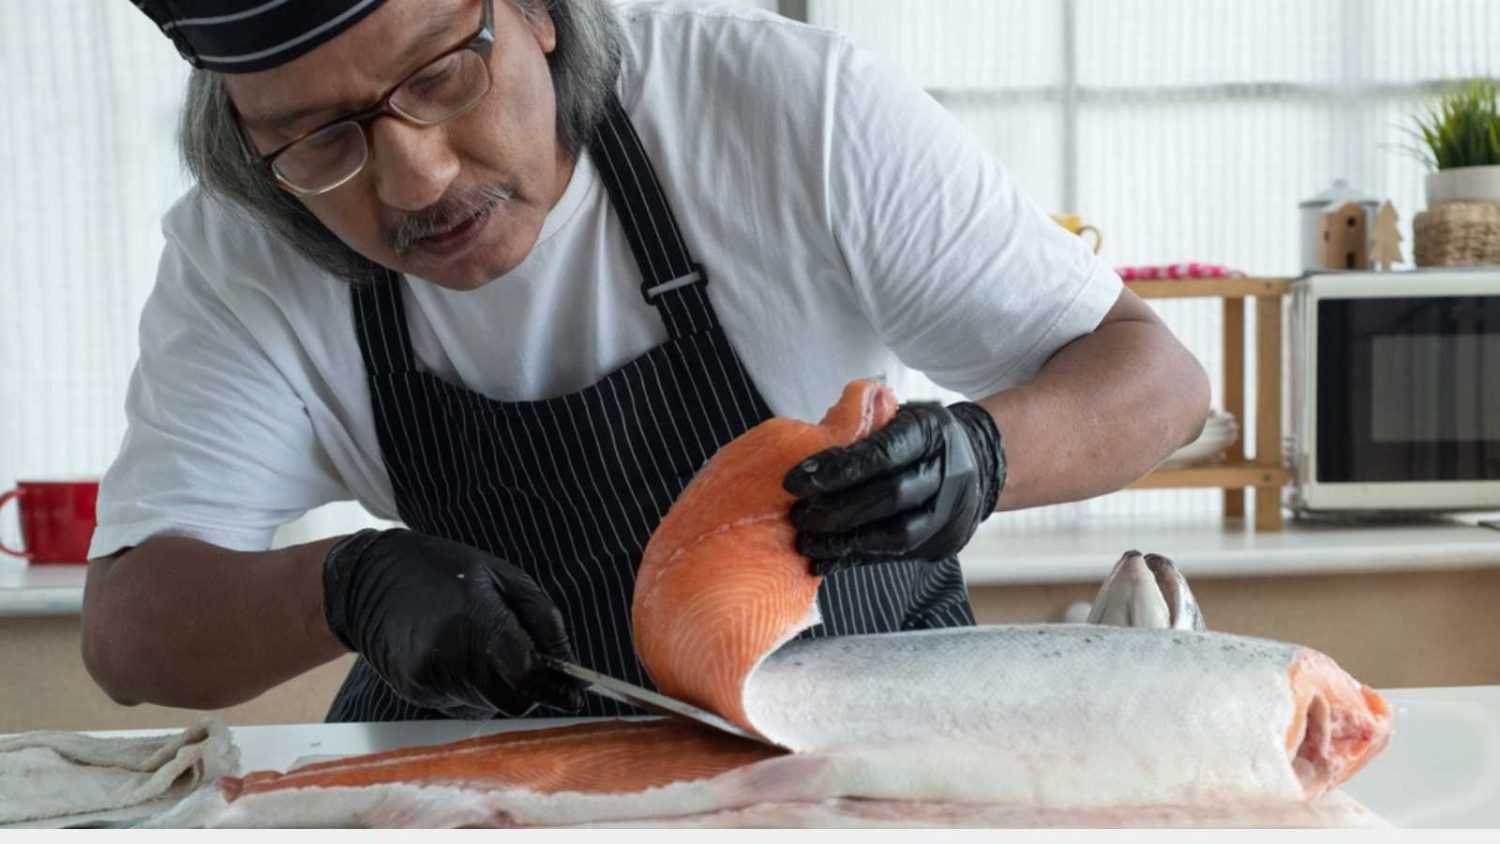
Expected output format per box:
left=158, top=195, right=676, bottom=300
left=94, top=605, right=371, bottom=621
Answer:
left=0, top=720, right=235, bottom=825
left=89, top=2, right=1121, bottom=558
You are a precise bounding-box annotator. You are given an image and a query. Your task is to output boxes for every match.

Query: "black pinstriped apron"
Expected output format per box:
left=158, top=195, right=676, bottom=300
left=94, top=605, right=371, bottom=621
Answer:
left=327, top=94, right=975, bottom=722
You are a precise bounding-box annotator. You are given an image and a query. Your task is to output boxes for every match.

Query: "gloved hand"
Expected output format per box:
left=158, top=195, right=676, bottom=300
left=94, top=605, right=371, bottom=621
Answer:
left=321, top=529, right=584, bottom=718
left=783, top=401, right=1006, bottom=576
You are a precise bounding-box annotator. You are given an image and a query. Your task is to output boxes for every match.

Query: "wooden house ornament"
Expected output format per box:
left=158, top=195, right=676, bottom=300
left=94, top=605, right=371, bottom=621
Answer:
left=1318, top=201, right=1370, bottom=270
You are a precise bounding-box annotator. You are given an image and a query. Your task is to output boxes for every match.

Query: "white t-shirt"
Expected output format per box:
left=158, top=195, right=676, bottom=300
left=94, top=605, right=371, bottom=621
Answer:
left=89, top=2, right=1121, bottom=559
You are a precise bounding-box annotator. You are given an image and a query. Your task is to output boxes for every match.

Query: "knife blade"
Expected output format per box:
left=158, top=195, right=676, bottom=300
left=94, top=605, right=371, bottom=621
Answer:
left=541, top=656, right=781, bottom=748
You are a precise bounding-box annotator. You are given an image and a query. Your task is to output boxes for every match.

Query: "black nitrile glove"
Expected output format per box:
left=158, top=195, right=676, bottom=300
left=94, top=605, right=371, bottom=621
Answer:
left=322, top=529, right=584, bottom=718
left=783, top=401, right=1006, bottom=576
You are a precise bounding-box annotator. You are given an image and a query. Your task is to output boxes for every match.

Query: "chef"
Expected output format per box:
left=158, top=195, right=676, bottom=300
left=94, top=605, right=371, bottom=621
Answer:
left=83, top=0, right=1209, bottom=721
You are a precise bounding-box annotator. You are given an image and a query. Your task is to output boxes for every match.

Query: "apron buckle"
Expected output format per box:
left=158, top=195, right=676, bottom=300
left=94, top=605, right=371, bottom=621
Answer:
left=641, top=264, right=708, bottom=305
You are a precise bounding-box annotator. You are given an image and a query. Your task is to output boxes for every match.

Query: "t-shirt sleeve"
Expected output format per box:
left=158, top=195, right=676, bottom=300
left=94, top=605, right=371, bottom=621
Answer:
left=88, top=231, right=351, bottom=558
left=824, top=39, right=1122, bottom=400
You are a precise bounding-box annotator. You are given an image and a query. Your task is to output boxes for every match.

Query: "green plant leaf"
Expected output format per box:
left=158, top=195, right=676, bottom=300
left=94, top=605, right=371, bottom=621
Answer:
left=1411, top=80, right=1500, bottom=170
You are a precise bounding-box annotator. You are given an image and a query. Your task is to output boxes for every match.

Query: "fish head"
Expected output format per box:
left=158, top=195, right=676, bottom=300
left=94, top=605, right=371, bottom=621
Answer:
left=1086, top=550, right=1207, bottom=632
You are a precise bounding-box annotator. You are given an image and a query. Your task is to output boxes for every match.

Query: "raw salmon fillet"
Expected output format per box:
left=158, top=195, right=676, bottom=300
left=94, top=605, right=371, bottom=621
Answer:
left=633, top=378, right=898, bottom=728
left=157, top=379, right=1394, bottom=828
left=170, top=720, right=786, bottom=828
left=223, top=721, right=778, bottom=800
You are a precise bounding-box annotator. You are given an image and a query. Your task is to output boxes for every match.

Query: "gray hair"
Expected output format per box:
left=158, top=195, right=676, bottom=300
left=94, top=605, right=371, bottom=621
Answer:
left=179, top=0, right=626, bottom=283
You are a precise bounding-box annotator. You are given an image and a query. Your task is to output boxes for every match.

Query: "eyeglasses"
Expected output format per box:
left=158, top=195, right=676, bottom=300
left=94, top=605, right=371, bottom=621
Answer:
left=246, top=0, right=495, bottom=196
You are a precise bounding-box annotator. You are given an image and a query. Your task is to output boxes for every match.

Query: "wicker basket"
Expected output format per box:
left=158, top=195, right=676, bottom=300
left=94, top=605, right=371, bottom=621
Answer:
left=1414, top=201, right=1500, bottom=267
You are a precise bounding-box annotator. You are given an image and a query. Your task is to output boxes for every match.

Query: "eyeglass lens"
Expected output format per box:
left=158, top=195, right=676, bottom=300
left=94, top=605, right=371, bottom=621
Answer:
left=272, top=49, right=492, bottom=193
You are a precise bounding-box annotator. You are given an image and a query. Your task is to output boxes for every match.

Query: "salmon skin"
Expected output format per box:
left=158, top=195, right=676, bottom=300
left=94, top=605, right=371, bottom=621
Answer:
left=741, top=626, right=1391, bottom=806
left=159, top=380, right=1394, bottom=828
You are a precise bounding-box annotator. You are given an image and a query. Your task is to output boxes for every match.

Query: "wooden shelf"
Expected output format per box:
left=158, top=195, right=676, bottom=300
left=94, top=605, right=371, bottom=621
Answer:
left=1126, top=276, right=1291, bottom=300
left=1128, top=464, right=1292, bottom=491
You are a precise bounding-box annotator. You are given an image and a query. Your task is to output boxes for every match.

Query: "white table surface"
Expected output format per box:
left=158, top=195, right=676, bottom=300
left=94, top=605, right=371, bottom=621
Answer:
left=54, top=685, right=1500, bottom=828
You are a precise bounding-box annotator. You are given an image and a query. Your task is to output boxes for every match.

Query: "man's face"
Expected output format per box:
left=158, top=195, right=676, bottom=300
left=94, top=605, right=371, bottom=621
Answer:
left=227, top=0, right=570, bottom=290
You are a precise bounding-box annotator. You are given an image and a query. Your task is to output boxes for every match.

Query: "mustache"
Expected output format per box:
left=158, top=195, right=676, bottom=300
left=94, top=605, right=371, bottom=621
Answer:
left=391, top=184, right=514, bottom=255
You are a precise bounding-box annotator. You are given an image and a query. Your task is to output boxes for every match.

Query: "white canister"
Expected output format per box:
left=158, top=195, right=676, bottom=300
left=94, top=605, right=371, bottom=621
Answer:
left=1299, top=179, right=1380, bottom=273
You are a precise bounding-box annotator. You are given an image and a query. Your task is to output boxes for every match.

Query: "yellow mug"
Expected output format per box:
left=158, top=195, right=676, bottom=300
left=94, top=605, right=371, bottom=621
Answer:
left=1050, top=213, right=1103, bottom=254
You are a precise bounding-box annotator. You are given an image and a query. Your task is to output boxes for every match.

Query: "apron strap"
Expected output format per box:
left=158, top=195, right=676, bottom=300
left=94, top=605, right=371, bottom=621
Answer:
left=590, top=94, right=718, bottom=338
left=351, top=269, right=417, bottom=374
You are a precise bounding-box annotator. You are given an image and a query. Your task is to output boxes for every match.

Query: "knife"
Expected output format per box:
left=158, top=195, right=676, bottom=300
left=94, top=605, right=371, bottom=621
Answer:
left=541, top=656, right=781, bottom=748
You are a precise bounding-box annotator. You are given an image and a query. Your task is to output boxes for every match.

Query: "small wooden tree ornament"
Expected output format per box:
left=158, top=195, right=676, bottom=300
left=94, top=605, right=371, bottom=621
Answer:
left=1318, top=201, right=1370, bottom=270
left=1371, top=200, right=1403, bottom=270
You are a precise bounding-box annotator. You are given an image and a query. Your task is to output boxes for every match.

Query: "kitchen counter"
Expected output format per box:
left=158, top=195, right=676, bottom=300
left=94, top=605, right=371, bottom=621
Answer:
left=963, top=514, right=1500, bottom=585
left=25, top=685, right=1500, bottom=828
left=0, top=562, right=86, bottom=617
left=5, top=515, right=1500, bottom=616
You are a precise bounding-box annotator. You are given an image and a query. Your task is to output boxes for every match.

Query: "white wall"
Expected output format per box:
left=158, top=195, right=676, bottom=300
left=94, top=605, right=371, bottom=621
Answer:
left=0, top=3, right=190, bottom=534
left=0, top=1, right=786, bottom=552
left=3, top=1, right=1495, bottom=551
left=813, top=0, right=1500, bottom=530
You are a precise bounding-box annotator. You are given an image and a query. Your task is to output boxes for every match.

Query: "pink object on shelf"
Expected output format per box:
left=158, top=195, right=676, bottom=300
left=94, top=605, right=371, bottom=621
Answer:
left=1115, top=263, right=1246, bottom=281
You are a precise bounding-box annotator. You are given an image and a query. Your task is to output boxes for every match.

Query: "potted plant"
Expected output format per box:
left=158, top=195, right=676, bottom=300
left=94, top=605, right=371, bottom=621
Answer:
left=1414, top=80, right=1500, bottom=206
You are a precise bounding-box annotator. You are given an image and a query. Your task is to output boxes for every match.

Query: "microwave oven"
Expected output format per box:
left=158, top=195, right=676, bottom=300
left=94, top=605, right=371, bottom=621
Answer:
left=1289, top=269, right=1500, bottom=512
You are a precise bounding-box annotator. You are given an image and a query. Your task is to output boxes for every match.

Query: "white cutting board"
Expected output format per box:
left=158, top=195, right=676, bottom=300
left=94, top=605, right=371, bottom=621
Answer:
left=226, top=687, right=1500, bottom=827
left=9, top=685, right=1499, bottom=828
left=1339, top=686, right=1500, bottom=827
left=173, top=686, right=1500, bottom=828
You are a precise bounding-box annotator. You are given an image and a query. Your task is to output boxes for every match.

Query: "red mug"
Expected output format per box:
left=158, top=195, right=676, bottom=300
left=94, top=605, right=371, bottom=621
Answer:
left=0, top=480, right=99, bottom=563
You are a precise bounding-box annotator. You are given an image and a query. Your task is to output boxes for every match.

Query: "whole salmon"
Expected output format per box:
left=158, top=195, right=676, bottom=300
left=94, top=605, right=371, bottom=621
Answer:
left=632, top=378, right=1390, bottom=814
left=157, top=380, right=1393, bottom=828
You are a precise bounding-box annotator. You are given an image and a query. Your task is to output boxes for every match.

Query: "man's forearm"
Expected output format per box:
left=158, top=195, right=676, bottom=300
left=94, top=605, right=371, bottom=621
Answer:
left=82, top=535, right=349, bottom=710
left=979, top=293, right=1210, bottom=512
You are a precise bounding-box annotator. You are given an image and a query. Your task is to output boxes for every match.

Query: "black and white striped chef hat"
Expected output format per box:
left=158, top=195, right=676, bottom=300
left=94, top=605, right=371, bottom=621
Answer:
left=129, top=0, right=389, bottom=73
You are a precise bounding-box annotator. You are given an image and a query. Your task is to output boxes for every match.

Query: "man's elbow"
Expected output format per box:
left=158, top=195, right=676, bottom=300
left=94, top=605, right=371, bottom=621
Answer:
left=1103, top=292, right=1212, bottom=451
left=81, top=610, right=241, bottom=710
left=1134, top=323, right=1211, bottom=452
left=81, top=560, right=145, bottom=707
left=82, top=556, right=227, bottom=710
left=81, top=642, right=142, bottom=708
left=1176, top=353, right=1212, bottom=448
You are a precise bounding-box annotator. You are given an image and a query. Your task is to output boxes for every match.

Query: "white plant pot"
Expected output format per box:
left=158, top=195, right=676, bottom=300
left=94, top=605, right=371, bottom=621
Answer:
left=1426, top=164, right=1500, bottom=206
